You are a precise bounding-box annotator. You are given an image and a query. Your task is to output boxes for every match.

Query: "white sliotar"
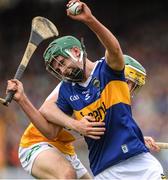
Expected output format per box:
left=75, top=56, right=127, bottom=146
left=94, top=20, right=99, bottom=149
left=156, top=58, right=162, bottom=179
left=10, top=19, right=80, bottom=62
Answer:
left=68, top=2, right=82, bottom=15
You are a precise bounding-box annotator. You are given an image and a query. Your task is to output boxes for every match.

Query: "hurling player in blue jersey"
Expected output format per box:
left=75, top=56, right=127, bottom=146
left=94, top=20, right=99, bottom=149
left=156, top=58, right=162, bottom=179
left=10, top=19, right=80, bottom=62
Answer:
left=124, top=55, right=161, bottom=153
left=6, top=55, right=162, bottom=179
left=39, top=0, right=165, bottom=179
left=6, top=56, right=162, bottom=179
left=6, top=0, right=165, bottom=179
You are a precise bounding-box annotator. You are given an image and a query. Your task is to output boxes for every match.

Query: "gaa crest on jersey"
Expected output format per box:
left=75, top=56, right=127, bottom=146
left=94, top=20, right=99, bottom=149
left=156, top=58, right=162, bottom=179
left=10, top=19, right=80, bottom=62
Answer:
left=70, top=95, right=80, bottom=101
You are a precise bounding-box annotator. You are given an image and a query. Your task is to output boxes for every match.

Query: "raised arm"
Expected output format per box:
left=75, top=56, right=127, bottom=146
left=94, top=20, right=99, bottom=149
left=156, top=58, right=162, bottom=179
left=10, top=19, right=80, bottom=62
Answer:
left=67, top=0, right=124, bottom=70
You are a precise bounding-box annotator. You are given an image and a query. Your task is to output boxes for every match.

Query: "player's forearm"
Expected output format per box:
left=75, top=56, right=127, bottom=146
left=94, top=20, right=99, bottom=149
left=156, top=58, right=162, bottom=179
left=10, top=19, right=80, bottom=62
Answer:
left=84, top=16, right=124, bottom=70
left=39, top=102, right=78, bottom=131
left=85, top=16, right=121, bottom=56
left=17, top=94, right=61, bottom=139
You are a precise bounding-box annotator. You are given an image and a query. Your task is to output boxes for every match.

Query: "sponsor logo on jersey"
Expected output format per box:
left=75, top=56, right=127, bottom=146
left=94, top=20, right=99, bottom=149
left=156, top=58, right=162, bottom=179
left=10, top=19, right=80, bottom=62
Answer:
left=82, top=90, right=90, bottom=94
left=85, top=93, right=91, bottom=100
left=82, top=89, right=91, bottom=100
left=80, top=102, right=106, bottom=122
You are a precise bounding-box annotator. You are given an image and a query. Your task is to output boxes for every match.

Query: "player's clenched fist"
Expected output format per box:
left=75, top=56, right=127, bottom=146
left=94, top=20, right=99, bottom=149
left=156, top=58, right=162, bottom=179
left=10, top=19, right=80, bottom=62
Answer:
left=6, top=79, right=25, bottom=102
left=66, top=0, right=92, bottom=23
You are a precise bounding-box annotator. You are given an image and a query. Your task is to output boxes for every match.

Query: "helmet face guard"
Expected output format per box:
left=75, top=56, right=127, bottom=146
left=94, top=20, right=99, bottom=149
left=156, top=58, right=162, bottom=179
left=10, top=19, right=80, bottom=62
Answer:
left=45, top=55, right=85, bottom=82
left=43, top=36, right=86, bottom=82
left=124, top=55, right=146, bottom=95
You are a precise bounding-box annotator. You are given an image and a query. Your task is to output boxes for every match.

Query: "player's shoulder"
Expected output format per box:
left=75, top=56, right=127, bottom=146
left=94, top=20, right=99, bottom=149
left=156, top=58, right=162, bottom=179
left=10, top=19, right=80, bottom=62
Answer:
left=59, top=80, right=74, bottom=95
left=61, top=80, right=73, bottom=88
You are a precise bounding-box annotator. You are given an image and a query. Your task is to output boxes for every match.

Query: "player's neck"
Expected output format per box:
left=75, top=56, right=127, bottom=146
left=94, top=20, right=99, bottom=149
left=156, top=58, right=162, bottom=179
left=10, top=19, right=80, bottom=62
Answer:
left=82, top=59, right=96, bottom=82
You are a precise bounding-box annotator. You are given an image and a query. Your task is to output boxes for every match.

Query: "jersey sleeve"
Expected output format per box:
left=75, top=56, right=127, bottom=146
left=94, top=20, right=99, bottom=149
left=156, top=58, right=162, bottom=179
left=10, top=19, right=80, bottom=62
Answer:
left=56, top=83, right=73, bottom=115
left=101, top=57, right=125, bottom=81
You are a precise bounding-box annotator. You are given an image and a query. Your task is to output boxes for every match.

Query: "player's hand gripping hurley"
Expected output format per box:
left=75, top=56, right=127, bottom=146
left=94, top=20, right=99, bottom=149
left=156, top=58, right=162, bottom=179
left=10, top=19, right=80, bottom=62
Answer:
left=0, top=16, right=59, bottom=106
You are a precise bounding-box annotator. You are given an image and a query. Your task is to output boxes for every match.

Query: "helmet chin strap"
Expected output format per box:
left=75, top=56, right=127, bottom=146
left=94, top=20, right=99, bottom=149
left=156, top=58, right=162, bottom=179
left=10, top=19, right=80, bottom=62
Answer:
left=64, top=47, right=86, bottom=82
left=62, top=38, right=87, bottom=82
left=130, top=81, right=141, bottom=98
left=80, top=37, right=87, bottom=81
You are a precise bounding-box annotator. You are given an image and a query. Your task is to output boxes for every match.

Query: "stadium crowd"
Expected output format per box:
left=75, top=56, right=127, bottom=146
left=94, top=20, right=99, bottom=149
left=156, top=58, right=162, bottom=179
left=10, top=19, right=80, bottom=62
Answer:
left=0, top=0, right=167, bottom=177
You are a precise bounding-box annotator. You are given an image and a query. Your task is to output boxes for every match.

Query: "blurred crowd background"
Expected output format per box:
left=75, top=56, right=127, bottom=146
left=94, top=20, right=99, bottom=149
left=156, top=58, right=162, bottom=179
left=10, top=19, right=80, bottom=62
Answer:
left=0, top=0, right=167, bottom=178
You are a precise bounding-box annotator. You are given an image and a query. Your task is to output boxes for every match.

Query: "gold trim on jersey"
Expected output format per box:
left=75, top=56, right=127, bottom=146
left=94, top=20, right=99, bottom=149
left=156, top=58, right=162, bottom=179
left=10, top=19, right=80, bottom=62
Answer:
left=74, top=81, right=131, bottom=122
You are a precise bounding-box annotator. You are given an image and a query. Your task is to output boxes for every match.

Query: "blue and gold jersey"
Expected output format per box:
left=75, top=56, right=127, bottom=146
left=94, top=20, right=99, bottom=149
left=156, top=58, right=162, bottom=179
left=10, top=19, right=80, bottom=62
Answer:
left=57, top=57, right=149, bottom=176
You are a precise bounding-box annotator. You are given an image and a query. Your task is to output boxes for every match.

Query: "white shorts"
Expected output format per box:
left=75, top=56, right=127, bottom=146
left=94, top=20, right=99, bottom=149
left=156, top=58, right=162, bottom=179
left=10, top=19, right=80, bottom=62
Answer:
left=18, top=142, right=88, bottom=179
left=94, top=152, right=166, bottom=180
